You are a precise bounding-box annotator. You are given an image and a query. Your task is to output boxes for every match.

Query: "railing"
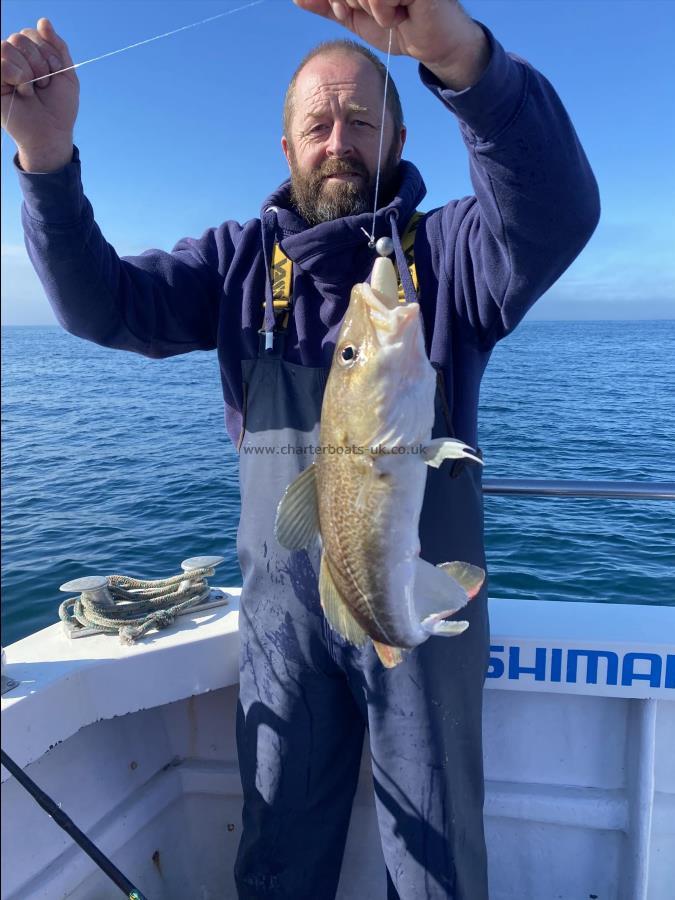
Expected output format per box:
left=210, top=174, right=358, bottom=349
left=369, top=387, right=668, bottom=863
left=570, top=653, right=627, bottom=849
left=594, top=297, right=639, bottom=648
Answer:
left=482, top=480, right=675, bottom=501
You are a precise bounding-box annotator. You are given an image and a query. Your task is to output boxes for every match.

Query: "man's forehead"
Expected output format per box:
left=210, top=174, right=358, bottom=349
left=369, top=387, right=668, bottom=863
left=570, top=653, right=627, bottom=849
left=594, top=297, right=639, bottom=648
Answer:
left=294, top=51, right=379, bottom=102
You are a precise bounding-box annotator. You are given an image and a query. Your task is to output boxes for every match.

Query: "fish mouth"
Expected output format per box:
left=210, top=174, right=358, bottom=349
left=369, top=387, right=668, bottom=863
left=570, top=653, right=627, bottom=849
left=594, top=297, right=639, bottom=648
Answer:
left=362, top=285, right=420, bottom=340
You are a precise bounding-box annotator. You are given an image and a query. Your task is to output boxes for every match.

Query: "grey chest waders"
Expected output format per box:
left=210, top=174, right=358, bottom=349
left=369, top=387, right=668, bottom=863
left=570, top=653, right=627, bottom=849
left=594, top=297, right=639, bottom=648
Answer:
left=233, top=249, right=489, bottom=900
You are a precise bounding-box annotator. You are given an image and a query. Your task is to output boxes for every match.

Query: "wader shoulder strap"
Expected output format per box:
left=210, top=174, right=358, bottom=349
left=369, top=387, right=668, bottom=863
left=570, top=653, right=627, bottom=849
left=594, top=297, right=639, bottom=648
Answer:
left=397, top=210, right=423, bottom=303
left=263, top=210, right=425, bottom=327
left=269, top=242, right=293, bottom=330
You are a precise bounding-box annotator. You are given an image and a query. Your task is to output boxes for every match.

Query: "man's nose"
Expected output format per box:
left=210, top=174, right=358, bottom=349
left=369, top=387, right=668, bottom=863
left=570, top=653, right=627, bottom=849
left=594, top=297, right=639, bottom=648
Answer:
left=325, top=121, right=353, bottom=157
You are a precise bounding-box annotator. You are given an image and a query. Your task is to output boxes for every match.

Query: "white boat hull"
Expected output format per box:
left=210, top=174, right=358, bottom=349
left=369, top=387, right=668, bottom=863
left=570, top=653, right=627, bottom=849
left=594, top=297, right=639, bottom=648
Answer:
left=2, top=594, right=674, bottom=899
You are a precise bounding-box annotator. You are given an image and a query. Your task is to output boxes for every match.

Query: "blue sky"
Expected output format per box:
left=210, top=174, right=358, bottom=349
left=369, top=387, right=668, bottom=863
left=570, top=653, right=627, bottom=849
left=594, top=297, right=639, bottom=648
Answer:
left=1, top=0, right=674, bottom=324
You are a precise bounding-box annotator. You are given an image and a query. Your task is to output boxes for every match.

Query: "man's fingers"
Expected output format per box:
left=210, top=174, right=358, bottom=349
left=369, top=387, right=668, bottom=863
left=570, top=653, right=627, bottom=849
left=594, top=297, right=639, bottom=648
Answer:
left=1, top=56, right=25, bottom=95
left=16, top=30, right=56, bottom=74
left=2, top=34, right=35, bottom=96
left=293, top=0, right=352, bottom=26
left=19, top=27, right=65, bottom=89
left=337, top=0, right=400, bottom=28
left=21, top=28, right=65, bottom=68
left=1, top=40, right=34, bottom=85
left=6, top=31, right=56, bottom=93
left=294, top=0, right=340, bottom=20
left=293, top=0, right=330, bottom=13
left=329, top=1, right=349, bottom=22
left=296, top=0, right=406, bottom=40
left=371, top=0, right=411, bottom=29
left=369, top=0, right=408, bottom=28
left=37, top=18, right=75, bottom=69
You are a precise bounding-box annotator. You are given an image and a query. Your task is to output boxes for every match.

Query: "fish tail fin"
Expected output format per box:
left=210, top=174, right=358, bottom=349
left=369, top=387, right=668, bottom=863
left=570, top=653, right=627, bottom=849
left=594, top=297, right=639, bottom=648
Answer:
left=438, top=562, right=485, bottom=599
left=414, top=559, right=485, bottom=638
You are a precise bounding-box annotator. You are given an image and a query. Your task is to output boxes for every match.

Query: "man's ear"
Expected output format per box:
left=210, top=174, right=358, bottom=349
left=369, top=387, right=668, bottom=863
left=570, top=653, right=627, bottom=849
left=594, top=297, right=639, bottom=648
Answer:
left=281, top=135, right=291, bottom=169
left=397, top=126, right=407, bottom=162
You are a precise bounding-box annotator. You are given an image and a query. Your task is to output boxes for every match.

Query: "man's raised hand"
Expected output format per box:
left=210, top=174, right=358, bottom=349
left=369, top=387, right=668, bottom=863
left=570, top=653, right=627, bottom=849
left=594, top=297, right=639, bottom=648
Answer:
left=1, top=18, right=78, bottom=172
left=292, top=0, right=489, bottom=90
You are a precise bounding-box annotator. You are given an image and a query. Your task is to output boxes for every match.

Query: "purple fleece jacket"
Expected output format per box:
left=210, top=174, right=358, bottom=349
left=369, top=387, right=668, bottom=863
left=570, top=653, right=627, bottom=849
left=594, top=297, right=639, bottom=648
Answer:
left=16, top=30, right=599, bottom=449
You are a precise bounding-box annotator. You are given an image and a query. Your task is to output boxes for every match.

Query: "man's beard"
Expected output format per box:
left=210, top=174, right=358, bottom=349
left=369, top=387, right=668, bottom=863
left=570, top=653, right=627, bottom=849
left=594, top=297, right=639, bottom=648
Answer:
left=288, top=145, right=400, bottom=226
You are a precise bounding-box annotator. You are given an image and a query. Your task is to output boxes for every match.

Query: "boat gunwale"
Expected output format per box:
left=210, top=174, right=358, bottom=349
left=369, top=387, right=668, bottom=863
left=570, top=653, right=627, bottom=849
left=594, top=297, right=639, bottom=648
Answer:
left=2, top=593, right=674, bottom=781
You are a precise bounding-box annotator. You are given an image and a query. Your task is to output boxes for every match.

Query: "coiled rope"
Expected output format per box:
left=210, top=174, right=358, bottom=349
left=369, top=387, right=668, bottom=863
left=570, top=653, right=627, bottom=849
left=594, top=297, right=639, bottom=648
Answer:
left=59, top=564, right=216, bottom=644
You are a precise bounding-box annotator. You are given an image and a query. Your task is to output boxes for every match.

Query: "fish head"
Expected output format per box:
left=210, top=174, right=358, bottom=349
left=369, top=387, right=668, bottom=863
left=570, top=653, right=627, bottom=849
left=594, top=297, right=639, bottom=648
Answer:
left=324, top=276, right=436, bottom=449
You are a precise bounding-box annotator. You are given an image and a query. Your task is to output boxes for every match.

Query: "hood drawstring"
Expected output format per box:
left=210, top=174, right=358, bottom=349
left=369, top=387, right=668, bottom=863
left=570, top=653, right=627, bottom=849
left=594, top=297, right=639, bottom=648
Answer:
left=261, top=207, right=279, bottom=350
left=388, top=210, right=418, bottom=305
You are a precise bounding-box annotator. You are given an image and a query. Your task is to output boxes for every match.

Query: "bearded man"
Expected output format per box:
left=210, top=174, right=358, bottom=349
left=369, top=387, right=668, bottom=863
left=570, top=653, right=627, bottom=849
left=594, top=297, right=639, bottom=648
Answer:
left=2, top=1, right=599, bottom=897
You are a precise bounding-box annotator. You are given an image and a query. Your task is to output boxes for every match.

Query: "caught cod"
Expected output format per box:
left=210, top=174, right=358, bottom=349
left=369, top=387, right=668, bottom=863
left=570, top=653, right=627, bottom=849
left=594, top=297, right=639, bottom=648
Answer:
left=275, top=256, right=485, bottom=668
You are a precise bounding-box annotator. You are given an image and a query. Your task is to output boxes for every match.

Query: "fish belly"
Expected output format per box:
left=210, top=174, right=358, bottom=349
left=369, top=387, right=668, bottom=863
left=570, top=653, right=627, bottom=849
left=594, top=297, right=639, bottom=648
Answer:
left=317, top=451, right=427, bottom=648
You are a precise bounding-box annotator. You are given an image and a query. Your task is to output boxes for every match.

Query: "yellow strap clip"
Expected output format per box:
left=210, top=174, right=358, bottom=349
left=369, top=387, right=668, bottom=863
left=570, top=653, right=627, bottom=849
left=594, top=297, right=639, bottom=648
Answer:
left=271, top=242, right=292, bottom=308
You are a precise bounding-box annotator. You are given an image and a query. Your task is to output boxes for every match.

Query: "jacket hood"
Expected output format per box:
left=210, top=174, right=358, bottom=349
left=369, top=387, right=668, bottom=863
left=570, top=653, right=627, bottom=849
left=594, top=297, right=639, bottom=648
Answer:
left=259, top=160, right=426, bottom=283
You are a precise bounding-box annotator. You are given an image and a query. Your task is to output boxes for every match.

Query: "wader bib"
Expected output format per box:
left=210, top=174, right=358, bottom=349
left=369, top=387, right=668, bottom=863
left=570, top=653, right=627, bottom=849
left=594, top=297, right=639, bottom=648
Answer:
left=234, top=258, right=489, bottom=900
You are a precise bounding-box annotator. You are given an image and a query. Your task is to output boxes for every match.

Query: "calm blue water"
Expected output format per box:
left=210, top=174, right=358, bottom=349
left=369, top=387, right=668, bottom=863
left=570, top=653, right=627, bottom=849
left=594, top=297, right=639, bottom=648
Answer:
left=2, top=321, right=674, bottom=645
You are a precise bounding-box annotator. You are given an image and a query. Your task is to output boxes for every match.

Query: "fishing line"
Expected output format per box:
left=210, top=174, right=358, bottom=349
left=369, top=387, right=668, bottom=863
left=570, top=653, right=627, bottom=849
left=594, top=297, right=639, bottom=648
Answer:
left=21, top=1, right=264, bottom=86
left=363, top=27, right=393, bottom=247
left=1, top=87, right=17, bottom=150
left=1, top=0, right=264, bottom=143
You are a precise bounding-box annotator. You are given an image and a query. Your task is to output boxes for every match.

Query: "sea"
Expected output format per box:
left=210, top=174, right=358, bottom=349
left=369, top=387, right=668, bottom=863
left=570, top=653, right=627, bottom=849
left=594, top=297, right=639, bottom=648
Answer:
left=2, top=320, right=674, bottom=646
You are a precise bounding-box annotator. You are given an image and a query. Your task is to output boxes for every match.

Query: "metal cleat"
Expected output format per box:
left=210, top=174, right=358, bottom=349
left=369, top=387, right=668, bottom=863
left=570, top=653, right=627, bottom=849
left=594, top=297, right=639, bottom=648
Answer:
left=179, top=555, right=225, bottom=595
left=1, top=649, right=19, bottom=696
left=60, top=575, right=114, bottom=607
left=180, top=556, right=230, bottom=612
left=180, top=556, right=225, bottom=573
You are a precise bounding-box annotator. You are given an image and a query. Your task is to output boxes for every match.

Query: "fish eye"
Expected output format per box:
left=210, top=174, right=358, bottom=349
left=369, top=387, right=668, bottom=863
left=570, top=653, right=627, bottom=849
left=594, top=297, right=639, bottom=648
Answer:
left=339, top=344, right=357, bottom=366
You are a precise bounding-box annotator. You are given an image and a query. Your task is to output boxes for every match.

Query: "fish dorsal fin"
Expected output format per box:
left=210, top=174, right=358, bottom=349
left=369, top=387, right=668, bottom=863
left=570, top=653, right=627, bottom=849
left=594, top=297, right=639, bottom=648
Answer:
left=372, top=641, right=404, bottom=669
left=438, top=562, right=485, bottom=599
left=275, top=463, right=320, bottom=550
left=319, top=554, right=368, bottom=648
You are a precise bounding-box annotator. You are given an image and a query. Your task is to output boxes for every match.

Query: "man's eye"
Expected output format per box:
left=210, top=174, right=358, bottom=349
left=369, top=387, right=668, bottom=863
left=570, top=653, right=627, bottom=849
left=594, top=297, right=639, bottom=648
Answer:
left=353, top=120, right=371, bottom=128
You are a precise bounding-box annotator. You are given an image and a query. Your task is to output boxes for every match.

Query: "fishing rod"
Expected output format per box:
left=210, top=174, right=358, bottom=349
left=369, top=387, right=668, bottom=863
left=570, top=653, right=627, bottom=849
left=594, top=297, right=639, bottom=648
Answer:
left=1, top=748, right=149, bottom=900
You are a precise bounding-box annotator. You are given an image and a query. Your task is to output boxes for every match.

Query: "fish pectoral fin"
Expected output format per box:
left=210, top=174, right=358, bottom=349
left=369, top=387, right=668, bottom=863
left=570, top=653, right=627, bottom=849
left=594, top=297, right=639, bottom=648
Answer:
left=319, top=555, right=368, bottom=648
left=372, top=640, right=405, bottom=668
left=438, top=562, right=485, bottom=599
left=413, top=558, right=474, bottom=634
left=275, top=463, right=320, bottom=550
left=421, top=438, right=483, bottom=469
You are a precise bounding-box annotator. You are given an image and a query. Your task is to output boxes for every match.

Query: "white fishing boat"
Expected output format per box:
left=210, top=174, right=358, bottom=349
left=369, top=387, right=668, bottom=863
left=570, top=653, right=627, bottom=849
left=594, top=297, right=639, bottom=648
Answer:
left=2, top=481, right=674, bottom=900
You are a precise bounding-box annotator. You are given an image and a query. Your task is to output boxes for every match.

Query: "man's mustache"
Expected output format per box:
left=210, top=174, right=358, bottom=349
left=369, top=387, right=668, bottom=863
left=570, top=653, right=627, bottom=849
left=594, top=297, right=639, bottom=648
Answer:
left=316, top=158, right=370, bottom=181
